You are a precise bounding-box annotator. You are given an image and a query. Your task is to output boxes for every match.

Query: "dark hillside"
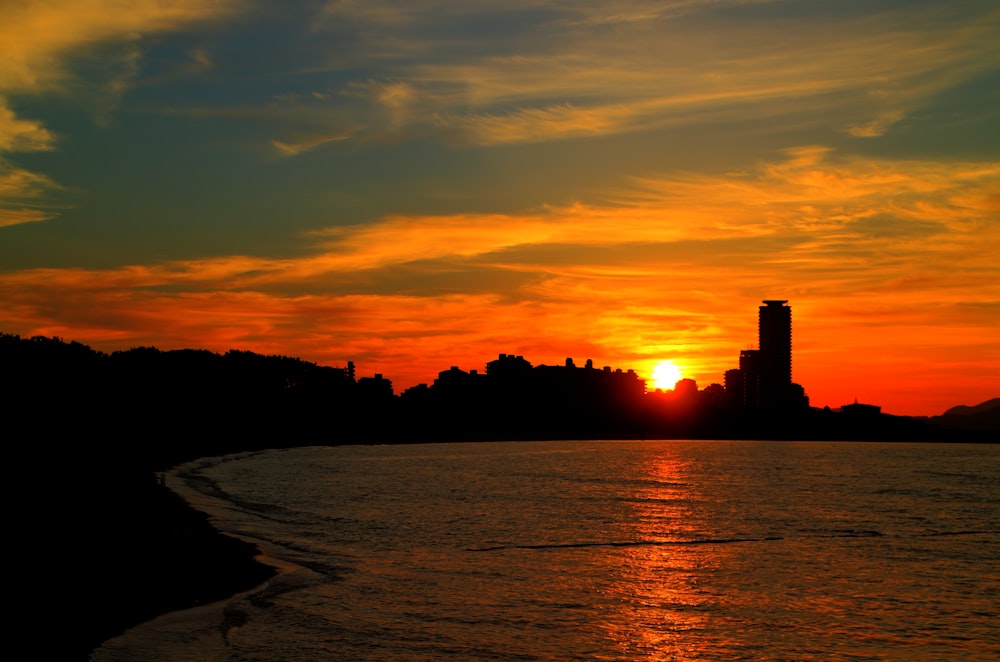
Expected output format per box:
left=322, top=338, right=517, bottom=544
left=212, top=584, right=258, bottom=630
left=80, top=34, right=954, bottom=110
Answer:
left=3, top=334, right=374, bottom=658
left=933, top=398, right=1000, bottom=432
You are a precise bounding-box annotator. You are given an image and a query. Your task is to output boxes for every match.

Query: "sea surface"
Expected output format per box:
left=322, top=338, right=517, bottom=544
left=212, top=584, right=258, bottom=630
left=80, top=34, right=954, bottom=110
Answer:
left=93, top=440, right=999, bottom=661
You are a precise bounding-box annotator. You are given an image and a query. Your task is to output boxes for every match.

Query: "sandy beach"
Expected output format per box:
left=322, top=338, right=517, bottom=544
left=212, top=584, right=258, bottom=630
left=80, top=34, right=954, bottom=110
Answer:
left=36, top=465, right=276, bottom=661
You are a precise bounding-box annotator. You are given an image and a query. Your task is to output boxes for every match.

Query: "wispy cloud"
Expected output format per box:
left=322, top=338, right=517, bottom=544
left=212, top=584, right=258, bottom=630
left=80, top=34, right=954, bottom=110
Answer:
left=3, top=149, right=994, bottom=282
left=0, top=102, right=55, bottom=152
left=293, top=1, right=1000, bottom=146
left=0, top=0, right=237, bottom=95
left=0, top=158, right=64, bottom=227
left=0, top=0, right=238, bottom=223
left=272, top=132, right=355, bottom=156
left=102, top=2, right=997, bottom=156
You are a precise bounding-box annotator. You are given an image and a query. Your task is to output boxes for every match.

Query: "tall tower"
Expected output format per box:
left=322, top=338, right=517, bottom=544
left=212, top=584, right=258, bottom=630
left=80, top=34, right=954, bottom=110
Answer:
left=758, top=300, right=792, bottom=406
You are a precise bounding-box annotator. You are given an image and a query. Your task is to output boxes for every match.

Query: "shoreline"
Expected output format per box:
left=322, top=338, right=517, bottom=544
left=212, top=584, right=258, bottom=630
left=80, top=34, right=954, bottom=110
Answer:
left=56, top=466, right=278, bottom=661
left=89, top=461, right=305, bottom=661
left=89, top=583, right=265, bottom=662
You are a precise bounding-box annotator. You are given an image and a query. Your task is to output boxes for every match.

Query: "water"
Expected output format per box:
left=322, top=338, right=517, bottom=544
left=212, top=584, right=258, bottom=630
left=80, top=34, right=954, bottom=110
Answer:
left=94, top=440, right=1000, bottom=661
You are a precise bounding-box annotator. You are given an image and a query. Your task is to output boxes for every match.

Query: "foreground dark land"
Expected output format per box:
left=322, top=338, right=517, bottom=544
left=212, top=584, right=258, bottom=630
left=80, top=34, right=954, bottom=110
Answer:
left=24, top=466, right=277, bottom=659
left=4, top=333, right=997, bottom=659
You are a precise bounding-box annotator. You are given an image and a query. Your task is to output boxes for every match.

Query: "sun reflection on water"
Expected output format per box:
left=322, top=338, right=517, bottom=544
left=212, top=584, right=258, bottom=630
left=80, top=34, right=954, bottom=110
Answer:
left=598, top=450, right=738, bottom=660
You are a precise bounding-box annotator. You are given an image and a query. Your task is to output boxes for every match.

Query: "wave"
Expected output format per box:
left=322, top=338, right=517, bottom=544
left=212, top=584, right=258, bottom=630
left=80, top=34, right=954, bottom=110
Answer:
left=468, top=536, right=784, bottom=552
left=469, top=528, right=1000, bottom=553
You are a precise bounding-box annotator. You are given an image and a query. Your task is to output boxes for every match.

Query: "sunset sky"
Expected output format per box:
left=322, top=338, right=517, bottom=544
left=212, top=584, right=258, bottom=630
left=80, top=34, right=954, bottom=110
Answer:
left=2, top=0, right=998, bottom=416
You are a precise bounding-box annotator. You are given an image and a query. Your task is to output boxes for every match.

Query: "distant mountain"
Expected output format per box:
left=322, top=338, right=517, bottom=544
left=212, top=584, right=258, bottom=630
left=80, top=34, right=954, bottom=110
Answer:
left=933, top=398, right=1000, bottom=433
left=941, top=398, right=1000, bottom=417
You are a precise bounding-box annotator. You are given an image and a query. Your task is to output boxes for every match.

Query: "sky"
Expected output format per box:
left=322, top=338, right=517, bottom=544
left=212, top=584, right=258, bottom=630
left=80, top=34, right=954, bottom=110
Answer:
left=1, top=0, right=998, bottom=417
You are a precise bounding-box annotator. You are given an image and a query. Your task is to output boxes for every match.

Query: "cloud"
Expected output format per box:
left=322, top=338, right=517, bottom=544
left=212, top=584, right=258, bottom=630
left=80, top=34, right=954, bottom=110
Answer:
left=296, top=1, right=1000, bottom=146
left=0, top=207, right=56, bottom=228
left=6, top=146, right=989, bottom=282
left=846, top=110, right=906, bottom=138
left=0, top=99, right=57, bottom=226
left=39, top=0, right=988, bottom=161
left=0, top=0, right=239, bottom=222
left=185, top=47, right=215, bottom=74
left=363, top=80, right=418, bottom=112
left=438, top=103, right=635, bottom=145
left=0, top=0, right=237, bottom=95
left=0, top=158, right=63, bottom=227
left=272, top=132, right=354, bottom=156
left=0, top=101, right=55, bottom=152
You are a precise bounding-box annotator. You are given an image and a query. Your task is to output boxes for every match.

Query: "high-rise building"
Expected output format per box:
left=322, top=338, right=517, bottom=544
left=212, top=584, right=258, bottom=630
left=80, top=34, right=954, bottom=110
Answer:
left=725, top=300, right=807, bottom=411
left=758, top=300, right=792, bottom=400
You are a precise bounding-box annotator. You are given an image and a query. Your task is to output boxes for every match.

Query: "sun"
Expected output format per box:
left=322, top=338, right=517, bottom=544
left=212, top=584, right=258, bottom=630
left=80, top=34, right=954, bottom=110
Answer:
left=651, top=360, right=683, bottom=390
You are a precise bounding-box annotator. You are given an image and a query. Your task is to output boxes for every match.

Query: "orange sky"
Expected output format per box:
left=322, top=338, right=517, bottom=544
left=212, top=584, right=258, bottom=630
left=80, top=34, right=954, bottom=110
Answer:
left=1, top=1, right=998, bottom=416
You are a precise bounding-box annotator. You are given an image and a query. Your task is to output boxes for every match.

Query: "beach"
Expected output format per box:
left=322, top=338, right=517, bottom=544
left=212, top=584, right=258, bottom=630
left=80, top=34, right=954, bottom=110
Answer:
left=34, top=464, right=275, bottom=661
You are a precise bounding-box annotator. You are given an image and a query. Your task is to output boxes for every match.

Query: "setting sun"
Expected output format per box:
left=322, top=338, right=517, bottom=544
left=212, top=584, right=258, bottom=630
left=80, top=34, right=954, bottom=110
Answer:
left=652, top=360, right=683, bottom=390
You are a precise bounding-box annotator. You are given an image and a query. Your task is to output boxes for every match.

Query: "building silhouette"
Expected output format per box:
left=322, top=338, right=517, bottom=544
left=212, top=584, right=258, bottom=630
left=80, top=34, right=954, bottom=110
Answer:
left=758, top=299, right=792, bottom=407
left=737, top=348, right=761, bottom=408
left=726, top=300, right=808, bottom=411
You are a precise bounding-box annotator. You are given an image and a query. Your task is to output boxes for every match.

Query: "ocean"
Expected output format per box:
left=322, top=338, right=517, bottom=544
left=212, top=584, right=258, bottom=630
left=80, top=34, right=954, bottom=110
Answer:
left=92, top=440, right=999, bottom=661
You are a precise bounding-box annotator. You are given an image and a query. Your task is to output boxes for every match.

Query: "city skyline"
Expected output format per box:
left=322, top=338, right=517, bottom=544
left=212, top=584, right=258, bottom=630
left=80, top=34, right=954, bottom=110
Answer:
left=10, top=297, right=996, bottom=423
left=1, top=1, right=998, bottom=417
left=412, top=300, right=810, bottom=410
